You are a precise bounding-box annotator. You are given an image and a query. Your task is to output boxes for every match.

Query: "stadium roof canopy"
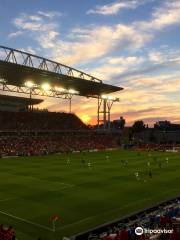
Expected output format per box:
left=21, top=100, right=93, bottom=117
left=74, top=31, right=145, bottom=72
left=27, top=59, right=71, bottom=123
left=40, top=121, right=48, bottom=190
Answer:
left=0, top=94, right=43, bottom=105
left=0, top=46, right=123, bottom=97
left=0, top=94, right=43, bottom=112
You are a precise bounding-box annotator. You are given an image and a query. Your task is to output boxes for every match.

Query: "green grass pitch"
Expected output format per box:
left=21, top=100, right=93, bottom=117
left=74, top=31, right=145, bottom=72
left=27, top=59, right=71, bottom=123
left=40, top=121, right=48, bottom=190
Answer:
left=0, top=150, right=180, bottom=240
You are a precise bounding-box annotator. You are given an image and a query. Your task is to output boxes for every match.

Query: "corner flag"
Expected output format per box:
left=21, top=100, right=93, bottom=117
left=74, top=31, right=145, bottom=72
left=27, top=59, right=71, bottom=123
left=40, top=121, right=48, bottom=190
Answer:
left=50, top=215, right=60, bottom=232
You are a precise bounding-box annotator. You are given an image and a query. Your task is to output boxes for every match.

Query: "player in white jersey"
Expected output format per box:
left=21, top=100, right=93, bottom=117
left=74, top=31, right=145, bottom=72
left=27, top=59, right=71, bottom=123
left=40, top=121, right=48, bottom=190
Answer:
left=67, top=157, right=70, bottom=165
left=135, top=172, right=140, bottom=180
left=88, top=161, right=92, bottom=169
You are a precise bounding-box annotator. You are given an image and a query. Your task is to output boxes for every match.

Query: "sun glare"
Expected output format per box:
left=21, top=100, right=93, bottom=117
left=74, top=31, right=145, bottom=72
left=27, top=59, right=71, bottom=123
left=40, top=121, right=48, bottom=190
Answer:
left=79, top=114, right=91, bottom=124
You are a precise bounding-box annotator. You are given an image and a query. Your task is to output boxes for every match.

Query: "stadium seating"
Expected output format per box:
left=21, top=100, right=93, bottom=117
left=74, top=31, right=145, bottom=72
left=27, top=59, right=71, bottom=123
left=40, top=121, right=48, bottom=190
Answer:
left=0, top=111, right=86, bottom=131
left=137, top=144, right=180, bottom=152
left=0, top=110, right=120, bottom=156
left=0, top=134, right=119, bottom=156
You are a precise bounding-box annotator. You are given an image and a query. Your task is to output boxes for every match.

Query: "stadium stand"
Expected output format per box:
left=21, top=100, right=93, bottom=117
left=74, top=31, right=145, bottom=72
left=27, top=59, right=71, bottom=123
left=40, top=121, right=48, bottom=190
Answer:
left=0, top=111, right=86, bottom=131
left=73, top=197, right=180, bottom=240
left=0, top=111, right=120, bottom=156
left=0, top=133, right=119, bottom=156
left=137, top=144, right=180, bottom=152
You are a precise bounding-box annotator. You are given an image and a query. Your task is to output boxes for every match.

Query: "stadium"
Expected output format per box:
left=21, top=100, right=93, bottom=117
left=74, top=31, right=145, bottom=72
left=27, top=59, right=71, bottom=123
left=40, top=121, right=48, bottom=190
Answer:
left=0, top=44, right=180, bottom=240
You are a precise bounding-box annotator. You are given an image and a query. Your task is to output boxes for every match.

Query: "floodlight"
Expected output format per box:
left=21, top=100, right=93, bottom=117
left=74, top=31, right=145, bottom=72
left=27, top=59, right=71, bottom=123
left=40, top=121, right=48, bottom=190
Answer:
left=41, top=83, right=51, bottom=91
left=101, top=95, right=119, bottom=101
left=68, top=89, right=79, bottom=94
left=108, top=96, right=114, bottom=100
left=54, top=86, right=66, bottom=92
left=25, top=80, right=35, bottom=88
left=101, top=95, right=107, bottom=99
left=0, top=79, right=6, bottom=83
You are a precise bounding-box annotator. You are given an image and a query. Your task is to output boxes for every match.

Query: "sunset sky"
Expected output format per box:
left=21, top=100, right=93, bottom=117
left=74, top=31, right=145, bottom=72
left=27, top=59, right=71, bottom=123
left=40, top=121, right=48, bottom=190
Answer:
left=0, top=0, right=180, bottom=126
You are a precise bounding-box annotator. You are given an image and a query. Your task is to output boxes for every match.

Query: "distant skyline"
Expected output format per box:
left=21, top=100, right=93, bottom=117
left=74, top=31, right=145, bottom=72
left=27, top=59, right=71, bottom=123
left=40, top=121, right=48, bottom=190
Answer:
left=0, top=0, right=180, bottom=125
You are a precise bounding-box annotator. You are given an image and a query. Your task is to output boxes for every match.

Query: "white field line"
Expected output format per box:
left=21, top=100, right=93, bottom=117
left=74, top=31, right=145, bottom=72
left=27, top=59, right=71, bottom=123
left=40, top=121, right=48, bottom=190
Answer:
left=0, top=197, right=18, bottom=202
left=57, top=216, right=95, bottom=230
left=58, top=185, right=75, bottom=191
left=59, top=182, right=74, bottom=187
left=0, top=210, right=54, bottom=232
left=49, top=182, right=75, bottom=191
left=11, top=175, right=74, bottom=188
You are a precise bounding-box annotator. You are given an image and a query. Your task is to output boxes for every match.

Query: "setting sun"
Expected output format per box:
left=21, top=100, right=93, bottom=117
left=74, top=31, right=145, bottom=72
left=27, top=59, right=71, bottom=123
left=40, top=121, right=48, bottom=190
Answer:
left=79, top=114, right=91, bottom=124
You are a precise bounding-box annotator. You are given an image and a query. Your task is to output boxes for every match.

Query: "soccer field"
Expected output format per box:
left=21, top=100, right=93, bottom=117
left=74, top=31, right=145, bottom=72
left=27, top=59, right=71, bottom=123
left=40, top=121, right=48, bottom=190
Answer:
left=0, top=150, right=180, bottom=240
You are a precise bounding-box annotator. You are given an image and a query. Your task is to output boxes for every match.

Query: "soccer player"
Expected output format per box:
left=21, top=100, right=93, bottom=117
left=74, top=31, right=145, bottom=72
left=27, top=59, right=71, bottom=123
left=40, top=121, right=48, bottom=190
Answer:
left=125, top=160, right=128, bottom=166
left=88, top=161, right=92, bottom=169
left=66, top=157, right=70, bottom=165
left=166, top=157, right=169, bottom=164
left=147, top=161, right=151, bottom=167
left=149, top=170, right=152, bottom=179
left=121, top=159, right=128, bottom=167
left=81, top=159, right=86, bottom=165
left=122, top=160, right=125, bottom=167
left=158, top=161, right=162, bottom=169
left=106, top=155, right=110, bottom=161
left=135, top=172, right=140, bottom=181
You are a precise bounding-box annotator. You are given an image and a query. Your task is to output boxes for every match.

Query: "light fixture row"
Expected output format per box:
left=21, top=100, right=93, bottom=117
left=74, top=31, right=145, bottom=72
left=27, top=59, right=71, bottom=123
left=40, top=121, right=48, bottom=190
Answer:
left=101, top=95, right=119, bottom=101
left=24, top=80, right=79, bottom=95
left=1, top=80, right=119, bottom=101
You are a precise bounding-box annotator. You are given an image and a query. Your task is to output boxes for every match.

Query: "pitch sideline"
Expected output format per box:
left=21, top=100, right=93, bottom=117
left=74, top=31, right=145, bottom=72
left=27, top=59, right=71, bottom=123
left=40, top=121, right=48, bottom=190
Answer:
left=0, top=210, right=54, bottom=232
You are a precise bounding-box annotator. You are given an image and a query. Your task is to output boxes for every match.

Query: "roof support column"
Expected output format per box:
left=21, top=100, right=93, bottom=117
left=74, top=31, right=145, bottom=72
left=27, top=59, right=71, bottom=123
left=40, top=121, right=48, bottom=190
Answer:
left=107, top=101, right=114, bottom=130
left=103, top=99, right=107, bottom=130
left=97, top=97, right=118, bottom=131
left=69, top=95, right=72, bottom=113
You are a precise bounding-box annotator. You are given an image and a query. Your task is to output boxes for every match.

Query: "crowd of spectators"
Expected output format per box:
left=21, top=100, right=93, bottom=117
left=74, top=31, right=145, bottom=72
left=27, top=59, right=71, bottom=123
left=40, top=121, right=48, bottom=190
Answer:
left=0, top=111, right=87, bottom=131
left=137, top=144, right=180, bottom=152
left=0, top=110, right=120, bottom=156
left=87, top=199, right=180, bottom=240
left=0, top=134, right=119, bottom=156
left=0, top=225, right=15, bottom=240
